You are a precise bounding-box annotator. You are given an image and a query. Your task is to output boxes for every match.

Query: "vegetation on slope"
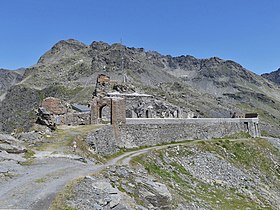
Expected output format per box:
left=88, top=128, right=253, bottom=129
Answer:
left=131, top=138, right=279, bottom=209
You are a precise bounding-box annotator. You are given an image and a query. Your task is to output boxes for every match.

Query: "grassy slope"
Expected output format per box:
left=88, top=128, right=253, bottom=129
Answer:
left=131, top=138, right=279, bottom=209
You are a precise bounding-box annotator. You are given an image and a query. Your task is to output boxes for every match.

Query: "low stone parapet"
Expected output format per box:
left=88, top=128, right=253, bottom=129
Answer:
left=126, top=118, right=259, bottom=125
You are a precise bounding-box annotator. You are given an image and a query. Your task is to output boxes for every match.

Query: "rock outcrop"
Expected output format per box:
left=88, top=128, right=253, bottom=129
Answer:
left=68, top=166, right=173, bottom=210
left=262, top=68, right=280, bottom=85
left=0, top=134, right=26, bottom=154
left=0, top=134, right=26, bottom=180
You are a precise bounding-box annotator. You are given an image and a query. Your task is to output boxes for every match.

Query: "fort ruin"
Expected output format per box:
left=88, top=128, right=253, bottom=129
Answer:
left=37, top=74, right=260, bottom=155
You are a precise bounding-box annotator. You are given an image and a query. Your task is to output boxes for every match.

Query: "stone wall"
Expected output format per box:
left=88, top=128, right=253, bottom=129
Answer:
left=87, top=118, right=260, bottom=155
left=63, top=112, right=90, bottom=126
left=120, top=118, right=259, bottom=148
left=86, top=125, right=118, bottom=155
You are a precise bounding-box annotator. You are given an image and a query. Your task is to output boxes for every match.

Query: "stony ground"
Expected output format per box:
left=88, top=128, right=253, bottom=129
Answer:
left=66, top=138, right=280, bottom=210
left=0, top=133, right=178, bottom=210
left=0, top=157, right=94, bottom=209
left=1, top=127, right=279, bottom=210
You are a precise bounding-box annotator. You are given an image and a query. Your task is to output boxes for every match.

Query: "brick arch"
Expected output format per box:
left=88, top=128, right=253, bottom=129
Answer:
left=90, top=98, right=111, bottom=124
left=99, top=104, right=111, bottom=121
left=90, top=97, right=126, bottom=125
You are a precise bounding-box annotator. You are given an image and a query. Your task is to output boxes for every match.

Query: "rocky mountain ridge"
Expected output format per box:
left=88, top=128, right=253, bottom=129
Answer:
left=262, top=68, right=280, bottom=85
left=0, top=39, right=279, bottom=136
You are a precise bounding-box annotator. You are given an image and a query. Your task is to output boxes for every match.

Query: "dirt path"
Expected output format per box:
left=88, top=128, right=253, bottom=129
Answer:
left=0, top=138, right=253, bottom=210
left=0, top=158, right=91, bottom=209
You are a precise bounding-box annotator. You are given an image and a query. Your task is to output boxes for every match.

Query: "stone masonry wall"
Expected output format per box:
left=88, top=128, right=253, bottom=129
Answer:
left=87, top=118, right=259, bottom=155
left=86, top=125, right=118, bottom=155
left=119, top=118, right=259, bottom=148
left=63, top=112, right=90, bottom=126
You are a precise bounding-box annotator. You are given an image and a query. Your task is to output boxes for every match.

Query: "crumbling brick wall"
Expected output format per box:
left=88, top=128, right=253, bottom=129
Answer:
left=41, top=97, right=67, bottom=115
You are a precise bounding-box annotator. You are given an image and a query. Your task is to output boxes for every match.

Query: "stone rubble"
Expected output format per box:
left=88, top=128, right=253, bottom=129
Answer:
left=0, top=134, right=27, bottom=181
left=69, top=165, right=173, bottom=210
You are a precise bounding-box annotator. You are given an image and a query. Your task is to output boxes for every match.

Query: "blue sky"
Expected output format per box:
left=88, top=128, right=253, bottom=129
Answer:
left=0, top=0, right=279, bottom=74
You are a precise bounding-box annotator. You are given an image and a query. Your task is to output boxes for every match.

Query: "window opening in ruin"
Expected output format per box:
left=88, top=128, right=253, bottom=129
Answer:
left=254, top=123, right=258, bottom=137
left=126, top=110, right=132, bottom=118
left=146, top=110, right=149, bottom=118
left=99, top=105, right=111, bottom=123
left=244, top=122, right=249, bottom=133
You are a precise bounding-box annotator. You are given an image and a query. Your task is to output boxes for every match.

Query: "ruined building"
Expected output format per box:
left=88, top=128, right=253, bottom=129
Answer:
left=36, top=74, right=260, bottom=155
left=36, top=97, right=90, bottom=129
left=37, top=74, right=182, bottom=129
left=90, top=74, right=182, bottom=125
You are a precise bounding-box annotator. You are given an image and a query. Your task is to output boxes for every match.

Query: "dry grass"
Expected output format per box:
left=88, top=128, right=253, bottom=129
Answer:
left=50, top=177, right=82, bottom=210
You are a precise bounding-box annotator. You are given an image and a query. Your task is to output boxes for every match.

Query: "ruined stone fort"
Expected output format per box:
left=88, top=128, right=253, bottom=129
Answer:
left=37, top=74, right=260, bottom=155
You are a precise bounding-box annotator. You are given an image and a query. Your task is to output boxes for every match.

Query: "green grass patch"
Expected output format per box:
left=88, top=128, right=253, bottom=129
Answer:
left=223, top=131, right=251, bottom=139
left=20, top=149, right=36, bottom=166
left=23, top=149, right=35, bottom=159
left=107, top=140, right=196, bottom=160
left=195, top=185, right=272, bottom=210
left=35, top=177, right=47, bottom=184
left=170, top=161, right=192, bottom=176
left=261, top=130, right=280, bottom=138
left=33, top=124, right=103, bottom=155
left=105, top=145, right=150, bottom=160
left=20, top=159, right=34, bottom=166
left=132, top=155, right=191, bottom=190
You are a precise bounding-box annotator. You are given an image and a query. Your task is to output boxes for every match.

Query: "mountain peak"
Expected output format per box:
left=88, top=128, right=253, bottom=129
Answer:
left=55, top=39, right=86, bottom=48
left=37, top=39, right=87, bottom=64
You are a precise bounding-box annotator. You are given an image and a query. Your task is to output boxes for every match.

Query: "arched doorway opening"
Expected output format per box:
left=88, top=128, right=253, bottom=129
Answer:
left=146, top=110, right=149, bottom=118
left=99, top=105, right=111, bottom=123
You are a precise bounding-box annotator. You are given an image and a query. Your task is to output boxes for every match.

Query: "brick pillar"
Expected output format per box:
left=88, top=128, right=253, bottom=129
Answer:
left=111, top=97, right=126, bottom=125
left=111, top=97, right=126, bottom=145
left=90, top=98, right=99, bottom=124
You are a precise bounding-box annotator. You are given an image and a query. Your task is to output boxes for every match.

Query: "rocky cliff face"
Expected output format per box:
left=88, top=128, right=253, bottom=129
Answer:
left=262, top=68, right=280, bottom=85
left=0, top=39, right=280, bottom=136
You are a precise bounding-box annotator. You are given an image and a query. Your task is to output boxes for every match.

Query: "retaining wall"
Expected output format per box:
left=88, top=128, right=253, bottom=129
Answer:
left=87, top=118, right=260, bottom=155
left=86, top=125, right=117, bottom=155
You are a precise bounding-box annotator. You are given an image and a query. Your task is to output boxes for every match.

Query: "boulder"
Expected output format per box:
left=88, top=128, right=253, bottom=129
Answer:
left=0, top=150, right=26, bottom=162
left=0, top=144, right=26, bottom=154
left=0, top=134, right=18, bottom=144
left=17, top=131, right=43, bottom=144
left=136, top=178, right=172, bottom=209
